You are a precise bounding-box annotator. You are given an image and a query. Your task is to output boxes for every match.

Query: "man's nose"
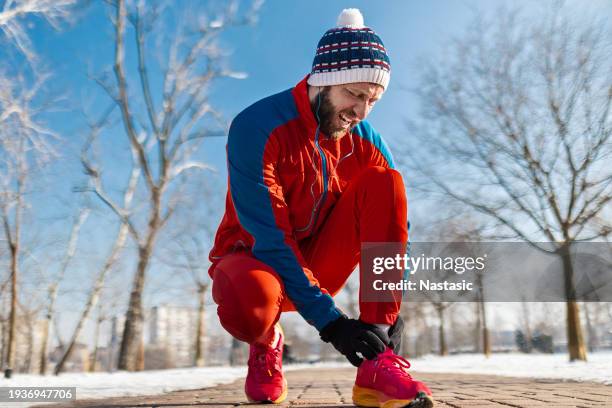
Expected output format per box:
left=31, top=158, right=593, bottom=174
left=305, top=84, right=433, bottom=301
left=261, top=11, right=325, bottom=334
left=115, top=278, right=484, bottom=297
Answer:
left=353, top=101, right=370, bottom=120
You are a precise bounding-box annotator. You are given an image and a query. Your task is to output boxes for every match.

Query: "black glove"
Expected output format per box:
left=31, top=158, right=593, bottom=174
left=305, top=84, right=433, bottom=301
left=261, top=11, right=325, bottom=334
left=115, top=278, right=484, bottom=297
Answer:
left=320, top=315, right=390, bottom=367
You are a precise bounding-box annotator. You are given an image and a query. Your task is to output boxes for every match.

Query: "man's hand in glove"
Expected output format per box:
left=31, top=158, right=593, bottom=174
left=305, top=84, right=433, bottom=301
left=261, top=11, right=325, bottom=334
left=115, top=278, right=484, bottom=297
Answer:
left=319, top=315, right=390, bottom=367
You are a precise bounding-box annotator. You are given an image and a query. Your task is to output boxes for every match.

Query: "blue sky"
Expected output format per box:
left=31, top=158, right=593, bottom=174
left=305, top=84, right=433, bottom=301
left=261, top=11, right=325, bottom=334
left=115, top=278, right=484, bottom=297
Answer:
left=6, top=0, right=611, bottom=345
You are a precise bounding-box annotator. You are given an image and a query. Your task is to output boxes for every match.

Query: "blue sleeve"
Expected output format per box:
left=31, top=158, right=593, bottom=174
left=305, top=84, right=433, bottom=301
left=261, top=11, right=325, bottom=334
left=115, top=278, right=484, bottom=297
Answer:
left=354, top=121, right=396, bottom=169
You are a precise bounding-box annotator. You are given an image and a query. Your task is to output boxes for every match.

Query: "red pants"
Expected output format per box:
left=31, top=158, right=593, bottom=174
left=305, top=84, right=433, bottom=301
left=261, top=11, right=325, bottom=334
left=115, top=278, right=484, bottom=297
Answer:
left=211, top=166, right=408, bottom=344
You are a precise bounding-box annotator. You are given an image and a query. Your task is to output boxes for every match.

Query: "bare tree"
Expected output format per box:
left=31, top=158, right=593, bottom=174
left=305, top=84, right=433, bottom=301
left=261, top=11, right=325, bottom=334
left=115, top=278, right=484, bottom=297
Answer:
left=474, top=267, right=490, bottom=357
left=0, top=0, right=77, bottom=63
left=0, top=73, right=59, bottom=378
left=158, top=233, right=211, bottom=367
left=403, top=302, right=434, bottom=358
left=0, top=274, right=8, bottom=365
left=54, top=109, right=136, bottom=375
left=446, top=223, right=492, bottom=357
left=15, top=303, right=40, bottom=373
left=404, top=5, right=611, bottom=361
left=229, top=336, right=246, bottom=366
left=89, top=300, right=106, bottom=372
left=181, top=241, right=209, bottom=368
left=433, top=303, right=450, bottom=356
left=53, top=223, right=129, bottom=374
left=518, top=298, right=534, bottom=353
left=153, top=178, right=225, bottom=367
left=409, top=252, right=454, bottom=356
left=0, top=0, right=80, bottom=379
left=580, top=302, right=610, bottom=352
left=408, top=236, right=474, bottom=356
left=38, top=208, right=89, bottom=374
left=85, top=0, right=261, bottom=371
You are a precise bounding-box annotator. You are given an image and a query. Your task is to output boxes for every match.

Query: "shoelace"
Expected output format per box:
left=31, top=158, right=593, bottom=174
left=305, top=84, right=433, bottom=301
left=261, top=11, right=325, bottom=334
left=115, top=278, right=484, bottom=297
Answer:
left=251, top=344, right=281, bottom=378
left=374, top=353, right=413, bottom=383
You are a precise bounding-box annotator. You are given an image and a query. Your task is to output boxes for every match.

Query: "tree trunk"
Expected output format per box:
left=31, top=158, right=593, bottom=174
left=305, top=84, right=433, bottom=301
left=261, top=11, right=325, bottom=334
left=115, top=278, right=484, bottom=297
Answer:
left=0, top=313, right=6, bottom=369
left=473, top=302, right=482, bottom=353
left=480, top=299, right=491, bottom=357
left=560, top=244, right=587, bottom=361
left=416, top=304, right=430, bottom=357
left=583, top=302, right=596, bottom=352
left=5, top=242, right=18, bottom=379
left=108, top=316, right=120, bottom=372
left=24, top=318, right=34, bottom=373
left=39, top=318, right=50, bottom=375
left=520, top=299, right=533, bottom=353
left=39, top=284, right=59, bottom=375
left=117, top=249, right=149, bottom=371
left=54, top=290, right=99, bottom=374
left=436, top=305, right=448, bottom=356
left=229, top=337, right=242, bottom=366
left=118, top=187, right=161, bottom=371
left=3, top=135, right=25, bottom=380
left=90, top=312, right=103, bottom=372
left=55, top=224, right=128, bottom=375
left=194, top=285, right=206, bottom=367
left=566, top=300, right=586, bottom=361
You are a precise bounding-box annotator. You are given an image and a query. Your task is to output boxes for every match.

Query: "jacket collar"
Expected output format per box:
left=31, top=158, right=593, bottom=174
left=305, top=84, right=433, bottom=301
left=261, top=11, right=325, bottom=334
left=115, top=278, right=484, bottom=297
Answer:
left=292, top=75, right=319, bottom=135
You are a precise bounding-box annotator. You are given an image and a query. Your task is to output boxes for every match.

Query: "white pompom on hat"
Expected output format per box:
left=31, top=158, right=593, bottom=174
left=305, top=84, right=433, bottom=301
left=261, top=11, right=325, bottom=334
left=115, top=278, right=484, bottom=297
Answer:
left=307, top=8, right=391, bottom=90
left=336, top=8, right=365, bottom=28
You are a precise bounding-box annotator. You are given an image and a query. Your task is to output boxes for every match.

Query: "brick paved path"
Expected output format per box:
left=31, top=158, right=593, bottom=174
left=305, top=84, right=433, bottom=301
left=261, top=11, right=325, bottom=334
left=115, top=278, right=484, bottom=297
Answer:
left=38, top=367, right=612, bottom=408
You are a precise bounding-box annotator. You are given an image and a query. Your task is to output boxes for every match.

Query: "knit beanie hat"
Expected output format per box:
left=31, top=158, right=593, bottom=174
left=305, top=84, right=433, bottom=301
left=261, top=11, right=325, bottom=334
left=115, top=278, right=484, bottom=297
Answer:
left=307, top=8, right=391, bottom=90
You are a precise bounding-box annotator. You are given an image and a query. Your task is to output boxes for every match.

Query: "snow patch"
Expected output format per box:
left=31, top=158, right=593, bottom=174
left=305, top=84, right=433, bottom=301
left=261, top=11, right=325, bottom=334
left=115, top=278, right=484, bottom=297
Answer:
left=409, top=351, right=612, bottom=385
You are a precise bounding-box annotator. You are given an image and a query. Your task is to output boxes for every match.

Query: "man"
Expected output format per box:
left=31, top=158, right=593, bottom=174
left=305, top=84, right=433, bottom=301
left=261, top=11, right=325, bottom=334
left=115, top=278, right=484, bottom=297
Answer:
left=209, top=8, right=433, bottom=408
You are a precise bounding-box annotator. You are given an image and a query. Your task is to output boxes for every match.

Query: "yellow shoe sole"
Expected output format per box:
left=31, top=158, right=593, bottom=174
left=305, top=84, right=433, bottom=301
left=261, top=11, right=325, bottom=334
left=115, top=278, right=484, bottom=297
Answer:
left=353, top=385, right=434, bottom=408
left=272, top=379, right=289, bottom=404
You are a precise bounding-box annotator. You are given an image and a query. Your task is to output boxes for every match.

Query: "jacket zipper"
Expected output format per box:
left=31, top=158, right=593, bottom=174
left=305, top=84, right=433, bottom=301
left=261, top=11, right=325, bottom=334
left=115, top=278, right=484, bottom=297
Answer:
left=311, top=134, right=328, bottom=232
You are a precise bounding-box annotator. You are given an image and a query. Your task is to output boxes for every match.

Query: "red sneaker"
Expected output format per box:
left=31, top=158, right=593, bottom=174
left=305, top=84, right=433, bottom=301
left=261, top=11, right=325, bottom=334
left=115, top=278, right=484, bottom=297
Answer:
left=244, top=324, right=288, bottom=403
left=353, top=348, right=433, bottom=408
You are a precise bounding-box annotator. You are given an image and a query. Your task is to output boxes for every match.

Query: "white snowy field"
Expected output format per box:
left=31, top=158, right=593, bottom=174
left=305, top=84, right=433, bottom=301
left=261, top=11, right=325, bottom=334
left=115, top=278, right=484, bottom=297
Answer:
left=409, top=351, right=612, bottom=385
left=1, top=353, right=611, bottom=407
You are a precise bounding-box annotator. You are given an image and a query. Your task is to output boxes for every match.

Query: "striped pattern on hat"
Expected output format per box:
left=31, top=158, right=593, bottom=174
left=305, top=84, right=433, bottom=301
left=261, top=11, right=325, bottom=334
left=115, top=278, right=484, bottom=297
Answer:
left=307, top=9, right=391, bottom=90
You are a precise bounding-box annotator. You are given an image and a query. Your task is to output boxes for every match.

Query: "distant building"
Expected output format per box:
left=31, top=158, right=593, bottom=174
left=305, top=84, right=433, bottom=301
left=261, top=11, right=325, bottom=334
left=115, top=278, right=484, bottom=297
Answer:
left=146, top=304, right=198, bottom=368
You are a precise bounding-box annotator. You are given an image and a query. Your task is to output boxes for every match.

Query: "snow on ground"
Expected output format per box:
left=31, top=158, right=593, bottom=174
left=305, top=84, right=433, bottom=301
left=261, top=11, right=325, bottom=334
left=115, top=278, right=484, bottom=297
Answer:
left=0, top=362, right=348, bottom=407
left=1, top=353, right=611, bottom=407
left=409, top=351, right=612, bottom=385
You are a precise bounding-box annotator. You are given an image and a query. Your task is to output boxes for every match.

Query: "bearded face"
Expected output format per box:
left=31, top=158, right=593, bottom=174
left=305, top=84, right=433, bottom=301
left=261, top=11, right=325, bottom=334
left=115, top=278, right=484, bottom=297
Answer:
left=310, top=83, right=384, bottom=140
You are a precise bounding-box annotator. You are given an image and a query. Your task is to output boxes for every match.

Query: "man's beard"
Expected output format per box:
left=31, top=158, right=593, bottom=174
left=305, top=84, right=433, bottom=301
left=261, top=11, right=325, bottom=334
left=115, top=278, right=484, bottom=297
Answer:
left=311, top=87, right=356, bottom=140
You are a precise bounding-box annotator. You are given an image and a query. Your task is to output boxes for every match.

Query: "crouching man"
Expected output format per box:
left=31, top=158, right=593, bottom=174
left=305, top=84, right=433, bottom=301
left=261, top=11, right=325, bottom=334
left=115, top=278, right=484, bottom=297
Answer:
left=209, top=8, right=433, bottom=408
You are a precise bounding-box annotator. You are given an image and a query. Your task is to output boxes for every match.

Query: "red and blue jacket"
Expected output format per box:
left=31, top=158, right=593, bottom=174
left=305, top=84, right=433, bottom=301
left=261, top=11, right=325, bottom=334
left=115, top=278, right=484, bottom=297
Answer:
left=209, top=76, right=395, bottom=331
